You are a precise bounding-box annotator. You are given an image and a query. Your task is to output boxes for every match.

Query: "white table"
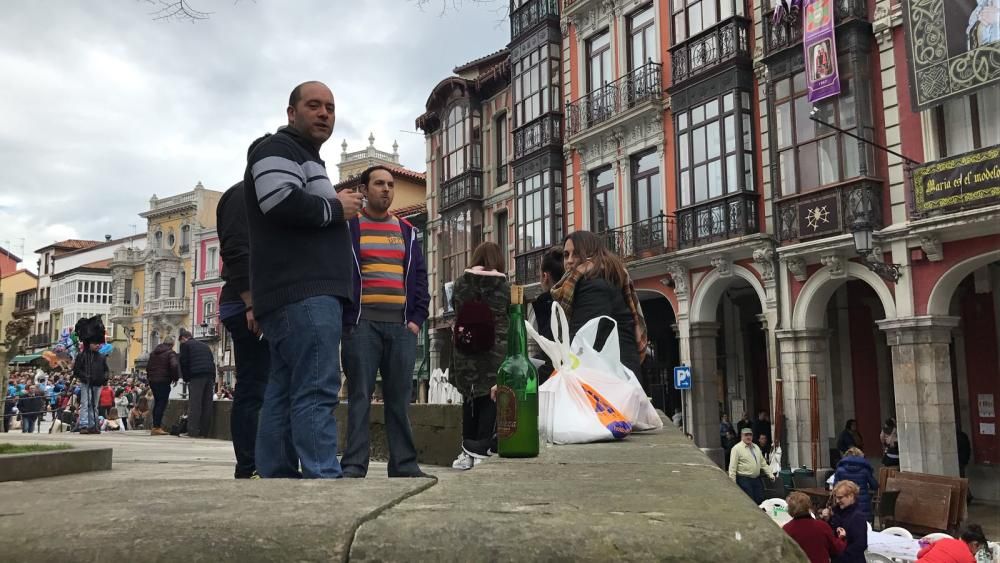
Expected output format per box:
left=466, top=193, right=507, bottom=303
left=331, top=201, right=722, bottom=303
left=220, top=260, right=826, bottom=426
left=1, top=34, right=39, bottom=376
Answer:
left=867, top=531, right=921, bottom=562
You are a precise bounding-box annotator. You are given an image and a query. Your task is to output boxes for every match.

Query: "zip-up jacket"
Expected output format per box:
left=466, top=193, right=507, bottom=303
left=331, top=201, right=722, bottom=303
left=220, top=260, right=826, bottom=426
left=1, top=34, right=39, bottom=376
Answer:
left=218, top=182, right=250, bottom=308
left=243, top=127, right=352, bottom=319
left=344, top=213, right=429, bottom=327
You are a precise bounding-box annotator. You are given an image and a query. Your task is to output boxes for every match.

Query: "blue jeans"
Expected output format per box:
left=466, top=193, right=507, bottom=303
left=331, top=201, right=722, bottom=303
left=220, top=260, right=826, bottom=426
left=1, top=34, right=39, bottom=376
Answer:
left=255, top=295, right=344, bottom=479
left=223, top=311, right=270, bottom=478
left=341, top=319, right=420, bottom=477
left=737, top=475, right=765, bottom=505
left=79, top=384, right=100, bottom=429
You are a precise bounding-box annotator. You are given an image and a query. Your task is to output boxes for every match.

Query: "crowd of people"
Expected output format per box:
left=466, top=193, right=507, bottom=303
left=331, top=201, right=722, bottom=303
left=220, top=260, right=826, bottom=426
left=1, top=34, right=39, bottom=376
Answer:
left=3, top=369, right=153, bottom=434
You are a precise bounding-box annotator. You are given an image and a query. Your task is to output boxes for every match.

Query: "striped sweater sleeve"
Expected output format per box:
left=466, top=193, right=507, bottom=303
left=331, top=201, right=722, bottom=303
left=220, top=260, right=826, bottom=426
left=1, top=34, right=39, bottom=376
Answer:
left=248, top=142, right=344, bottom=228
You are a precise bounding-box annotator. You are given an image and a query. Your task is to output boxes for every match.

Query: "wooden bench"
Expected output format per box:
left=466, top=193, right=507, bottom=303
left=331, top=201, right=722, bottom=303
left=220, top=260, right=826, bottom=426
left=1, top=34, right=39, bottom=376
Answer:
left=878, top=467, right=968, bottom=533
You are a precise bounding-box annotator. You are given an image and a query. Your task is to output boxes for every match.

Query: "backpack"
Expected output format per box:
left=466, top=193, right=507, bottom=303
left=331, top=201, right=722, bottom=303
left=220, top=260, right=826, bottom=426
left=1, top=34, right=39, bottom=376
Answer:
left=453, top=292, right=496, bottom=355
left=169, top=415, right=188, bottom=436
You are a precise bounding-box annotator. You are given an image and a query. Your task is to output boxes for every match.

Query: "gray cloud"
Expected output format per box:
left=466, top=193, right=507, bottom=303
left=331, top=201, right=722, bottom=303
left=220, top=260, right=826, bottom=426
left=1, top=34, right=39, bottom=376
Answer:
left=0, top=0, right=508, bottom=261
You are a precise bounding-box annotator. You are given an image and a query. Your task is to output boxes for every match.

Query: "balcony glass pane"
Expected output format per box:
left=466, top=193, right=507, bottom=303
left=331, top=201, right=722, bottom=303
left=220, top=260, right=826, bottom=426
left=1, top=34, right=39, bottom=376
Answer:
left=693, top=127, right=706, bottom=162
left=720, top=0, right=734, bottom=20
left=779, top=149, right=796, bottom=195
left=706, top=99, right=719, bottom=120
left=689, top=2, right=703, bottom=35
left=681, top=173, right=691, bottom=206
left=742, top=113, right=753, bottom=151
left=707, top=122, right=721, bottom=159
left=776, top=101, right=793, bottom=148
left=727, top=154, right=739, bottom=192
left=692, top=104, right=705, bottom=124
left=679, top=133, right=689, bottom=168
left=819, top=135, right=840, bottom=185
left=708, top=160, right=723, bottom=199
left=703, top=0, right=717, bottom=30
left=694, top=164, right=708, bottom=201
left=795, top=94, right=819, bottom=142
left=674, top=13, right=687, bottom=42
left=724, top=92, right=734, bottom=112
left=725, top=115, right=736, bottom=153
left=842, top=132, right=860, bottom=179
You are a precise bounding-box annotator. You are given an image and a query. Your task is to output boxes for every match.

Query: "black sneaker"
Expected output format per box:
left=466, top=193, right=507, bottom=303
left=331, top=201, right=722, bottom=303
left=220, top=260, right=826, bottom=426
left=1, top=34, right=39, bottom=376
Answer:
left=462, top=438, right=494, bottom=459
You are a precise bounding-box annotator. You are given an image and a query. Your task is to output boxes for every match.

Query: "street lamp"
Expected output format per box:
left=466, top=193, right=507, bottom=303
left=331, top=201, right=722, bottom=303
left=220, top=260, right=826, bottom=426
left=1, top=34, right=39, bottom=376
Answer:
left=849, top=207, right=901, bottom=283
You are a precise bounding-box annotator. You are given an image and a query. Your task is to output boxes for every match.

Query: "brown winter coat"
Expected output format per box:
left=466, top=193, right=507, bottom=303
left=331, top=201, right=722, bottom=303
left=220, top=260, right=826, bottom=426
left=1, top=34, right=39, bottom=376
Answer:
left=146, top=343, right=180, bottom=384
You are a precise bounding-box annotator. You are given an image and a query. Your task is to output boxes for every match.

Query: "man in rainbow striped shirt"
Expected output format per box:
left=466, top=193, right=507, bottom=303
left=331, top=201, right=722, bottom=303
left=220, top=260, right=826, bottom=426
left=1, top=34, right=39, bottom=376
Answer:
left=341, top=165, right=431, bottom=479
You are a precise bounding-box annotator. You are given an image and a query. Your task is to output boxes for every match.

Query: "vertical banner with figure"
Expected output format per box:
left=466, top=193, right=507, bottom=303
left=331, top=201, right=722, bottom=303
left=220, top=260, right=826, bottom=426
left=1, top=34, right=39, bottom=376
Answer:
left=803, top=0, right=840, bottom=103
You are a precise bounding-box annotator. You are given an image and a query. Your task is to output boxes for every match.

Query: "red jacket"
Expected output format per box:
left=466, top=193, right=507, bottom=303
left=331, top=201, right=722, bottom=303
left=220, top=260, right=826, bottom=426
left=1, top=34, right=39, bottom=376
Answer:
left=784, top=516, right=847, bottom=563
left=99, top=386, right=115, bottom=408
left=917, top=538, right=975, bottom=563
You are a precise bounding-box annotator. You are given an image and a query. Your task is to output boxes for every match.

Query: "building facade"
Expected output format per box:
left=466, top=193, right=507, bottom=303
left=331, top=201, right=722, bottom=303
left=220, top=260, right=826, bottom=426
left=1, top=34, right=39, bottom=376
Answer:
left=109, top=183, right=223, bottom=374
left=1, top=269, right=37, bottom=351
left=191, top=226, right=228, bottom=385
left=29, top=239, right=103, bottom=351
left=417, top=46, right=514, bottom=377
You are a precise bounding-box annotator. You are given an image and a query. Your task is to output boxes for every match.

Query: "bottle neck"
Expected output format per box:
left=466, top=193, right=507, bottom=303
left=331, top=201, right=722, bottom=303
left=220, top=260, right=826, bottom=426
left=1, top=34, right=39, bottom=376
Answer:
left=507, top=303, right=526, bottom=357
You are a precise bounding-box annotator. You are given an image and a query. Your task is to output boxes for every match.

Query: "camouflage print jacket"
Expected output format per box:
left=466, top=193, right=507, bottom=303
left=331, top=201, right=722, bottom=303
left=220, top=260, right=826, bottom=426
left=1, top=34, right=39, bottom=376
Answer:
left=449, top=268, right=510, bottom=399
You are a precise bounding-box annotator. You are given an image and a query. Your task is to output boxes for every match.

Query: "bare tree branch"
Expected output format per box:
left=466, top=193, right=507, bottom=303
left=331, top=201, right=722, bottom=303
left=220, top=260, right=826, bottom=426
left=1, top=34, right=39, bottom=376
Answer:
left=412, top=0, right=509, bottom=18
left=145, top=0, right=212, bottom=22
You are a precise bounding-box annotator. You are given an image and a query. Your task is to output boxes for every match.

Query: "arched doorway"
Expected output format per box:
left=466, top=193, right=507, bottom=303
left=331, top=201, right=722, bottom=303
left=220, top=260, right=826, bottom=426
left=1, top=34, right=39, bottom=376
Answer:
left=785, top=261, right=897, bottom=469
left=637, top=290, right=679, bottom=417
left=935, top=256, right=1000, bottom=490
left=688, top=265, right=770, bottom=462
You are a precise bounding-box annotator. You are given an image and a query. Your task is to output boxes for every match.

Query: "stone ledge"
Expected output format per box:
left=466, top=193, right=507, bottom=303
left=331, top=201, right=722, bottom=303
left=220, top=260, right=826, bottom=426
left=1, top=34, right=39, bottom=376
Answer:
left=0, top=447, right=112, bottom=482
left=161, top=400, right=463, bottom=467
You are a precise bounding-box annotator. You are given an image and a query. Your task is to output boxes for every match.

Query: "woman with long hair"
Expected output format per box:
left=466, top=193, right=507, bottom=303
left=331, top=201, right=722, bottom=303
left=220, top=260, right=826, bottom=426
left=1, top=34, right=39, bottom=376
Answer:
left=551, top=231, right=648, bottom=376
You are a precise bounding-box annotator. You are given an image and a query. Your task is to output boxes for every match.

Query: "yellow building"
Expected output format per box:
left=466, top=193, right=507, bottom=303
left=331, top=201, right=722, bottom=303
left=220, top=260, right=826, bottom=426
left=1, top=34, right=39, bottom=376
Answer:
left=1, top=269, right=38, bottom=352
left=334, top=133, right=426, bottom=215
left=109, top=182, right=222, bottom=374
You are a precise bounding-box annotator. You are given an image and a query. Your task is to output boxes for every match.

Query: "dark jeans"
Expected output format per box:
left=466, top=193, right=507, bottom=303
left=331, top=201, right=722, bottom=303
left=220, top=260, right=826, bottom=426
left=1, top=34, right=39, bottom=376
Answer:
left=151, top=382, right=171, bottom=428
left=223, top=312, right=270, bottom=478
left=187, top=376, right=214, bottom=438
left=462, top=394, right=496, bottom=442
left=256, top=295, right=344, bottom=479
left=21, top=414, right=38, bottom=433
left=736, top=475, right=765, bottom=505
left=341, top=319, right=420, bottom=478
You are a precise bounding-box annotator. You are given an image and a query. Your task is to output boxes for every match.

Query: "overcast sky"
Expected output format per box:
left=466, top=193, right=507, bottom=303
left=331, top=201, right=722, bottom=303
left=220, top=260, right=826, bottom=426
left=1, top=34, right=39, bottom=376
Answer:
left=0, top=0, right=508, bottom=269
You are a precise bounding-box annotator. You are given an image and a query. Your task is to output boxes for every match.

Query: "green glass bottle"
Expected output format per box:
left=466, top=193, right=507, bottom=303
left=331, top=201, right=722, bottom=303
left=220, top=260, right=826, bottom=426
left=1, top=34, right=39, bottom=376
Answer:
left=496, top=285, right=539, bottom=458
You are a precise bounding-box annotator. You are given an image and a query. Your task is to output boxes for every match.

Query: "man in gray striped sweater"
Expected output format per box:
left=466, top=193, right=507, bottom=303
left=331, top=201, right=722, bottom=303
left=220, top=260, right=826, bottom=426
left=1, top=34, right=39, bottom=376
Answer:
left=243, top=81, right=364, bottom=479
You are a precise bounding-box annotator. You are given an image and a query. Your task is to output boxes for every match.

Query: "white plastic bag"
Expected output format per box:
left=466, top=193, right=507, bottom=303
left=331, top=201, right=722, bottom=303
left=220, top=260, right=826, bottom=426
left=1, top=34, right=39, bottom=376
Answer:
left=569, top=315, right=663, bottom=432
left=525, top=304, right=639, bottom=444
left=428, top=368, right=462, bottom=405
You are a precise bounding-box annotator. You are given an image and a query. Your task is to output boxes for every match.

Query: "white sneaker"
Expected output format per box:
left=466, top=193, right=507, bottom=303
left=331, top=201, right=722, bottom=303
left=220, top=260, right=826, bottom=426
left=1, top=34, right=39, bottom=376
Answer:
left=451, top=452, right=480, bottom=470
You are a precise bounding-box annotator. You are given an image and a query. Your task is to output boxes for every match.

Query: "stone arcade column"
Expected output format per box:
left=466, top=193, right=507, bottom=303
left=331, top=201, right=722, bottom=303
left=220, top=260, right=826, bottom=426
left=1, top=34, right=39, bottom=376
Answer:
left=878, top=316, right=961, bottom=477
left=688, top=322, right=724, bottom=466
left=776, top=329, right=832, bottom=470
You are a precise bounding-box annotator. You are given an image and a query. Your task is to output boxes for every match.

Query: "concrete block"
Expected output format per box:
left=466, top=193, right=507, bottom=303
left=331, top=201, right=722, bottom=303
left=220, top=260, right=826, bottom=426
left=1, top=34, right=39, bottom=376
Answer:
left=0, top=447, right=112, bottom=482
left=161, top=400, right=463, bottom=467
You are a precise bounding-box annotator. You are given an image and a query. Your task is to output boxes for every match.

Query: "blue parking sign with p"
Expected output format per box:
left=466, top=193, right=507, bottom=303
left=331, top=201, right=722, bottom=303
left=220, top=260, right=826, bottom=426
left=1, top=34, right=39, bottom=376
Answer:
left=673, top=366, right=692, bottom=390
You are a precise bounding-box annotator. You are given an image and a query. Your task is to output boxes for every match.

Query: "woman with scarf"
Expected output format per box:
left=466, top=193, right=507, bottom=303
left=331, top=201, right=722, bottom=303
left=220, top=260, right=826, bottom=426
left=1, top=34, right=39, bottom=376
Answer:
left=551, top=231, right=649, bottom=377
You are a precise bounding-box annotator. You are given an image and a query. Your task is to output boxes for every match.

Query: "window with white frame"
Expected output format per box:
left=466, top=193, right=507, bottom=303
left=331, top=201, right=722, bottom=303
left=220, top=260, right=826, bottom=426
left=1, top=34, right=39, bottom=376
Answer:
left=677, top=90, right=755, bottom=206
left=672, top=0, right=745, bottom=44
left=931, top=84, right=1000, bottom=158
left=514, top=43, right=560, bottom=128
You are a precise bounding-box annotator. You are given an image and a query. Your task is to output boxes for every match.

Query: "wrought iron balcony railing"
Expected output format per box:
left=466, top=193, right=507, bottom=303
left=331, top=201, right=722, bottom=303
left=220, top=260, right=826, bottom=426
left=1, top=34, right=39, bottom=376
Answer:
left=515, top=247, right=549, bottom=285
left=671, top=18, right=751, bottom=85
left=511, top=0, right=560, bottom=39
left=566, top=62, right=663, bottom=137
left=513, top=114, right=562, bottom=160
left=440, top=170, right=484, bottom=211
left=600, top=214, right=676, bottom=261
left=763, top=0, right=867, bottom=57
left=776, top=179, right=882, bottom=243
left=677, top=192, right=759, bottom=249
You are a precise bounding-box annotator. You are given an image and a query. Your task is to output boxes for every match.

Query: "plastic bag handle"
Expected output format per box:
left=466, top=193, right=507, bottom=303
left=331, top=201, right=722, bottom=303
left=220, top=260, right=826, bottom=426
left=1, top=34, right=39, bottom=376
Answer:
left=525, top=302, right=572, bottom=370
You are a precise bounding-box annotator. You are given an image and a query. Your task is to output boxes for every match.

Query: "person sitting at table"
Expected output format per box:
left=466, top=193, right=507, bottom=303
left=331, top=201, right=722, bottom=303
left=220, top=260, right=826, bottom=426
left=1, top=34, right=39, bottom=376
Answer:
left=819, top=480, right=867, bottom=563
left=916, top=523, right=988, bottom=563
left=784, top=491, right=846, bottom=563
left=833, top=447, right=878, bottom=522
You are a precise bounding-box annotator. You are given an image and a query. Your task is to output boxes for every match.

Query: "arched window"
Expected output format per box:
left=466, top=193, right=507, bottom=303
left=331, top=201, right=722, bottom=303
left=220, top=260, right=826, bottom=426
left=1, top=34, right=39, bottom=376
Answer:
left=180, top=225, right=191, bottom=251
left=168, top=277, right=176, bottom=298
left=154, top=272, right=162, bottom=299
left=154, top=231, right=163, bottom=248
